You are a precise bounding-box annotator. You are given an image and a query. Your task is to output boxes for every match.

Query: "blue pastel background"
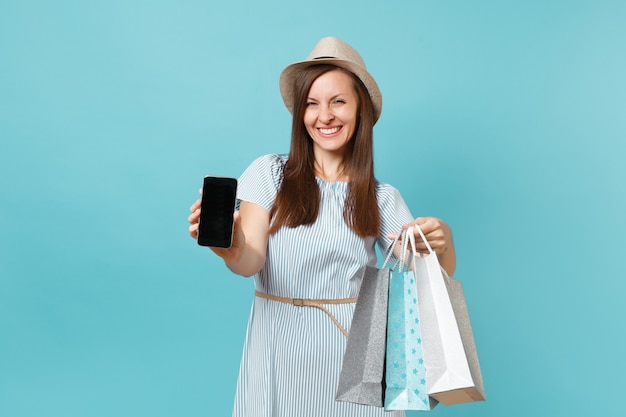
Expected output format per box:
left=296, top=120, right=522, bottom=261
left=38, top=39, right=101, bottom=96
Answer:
left=1, top=1, right=625, bottom=416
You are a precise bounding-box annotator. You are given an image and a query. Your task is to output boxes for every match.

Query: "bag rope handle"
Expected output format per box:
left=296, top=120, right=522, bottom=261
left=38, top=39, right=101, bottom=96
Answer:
left=382, top=229, right=403, bottom=269
left=413, top=223, right=434, bottom=255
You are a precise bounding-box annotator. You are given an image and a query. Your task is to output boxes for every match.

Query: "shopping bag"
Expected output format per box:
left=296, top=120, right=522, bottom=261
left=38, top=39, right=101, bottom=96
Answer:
left=384, top=228, right=437, bottom=411
left=335, top=236, right=400, bottom=406
left=335, top=265, right=389, bottom=406
left=410, top=225, right=486, bottom=405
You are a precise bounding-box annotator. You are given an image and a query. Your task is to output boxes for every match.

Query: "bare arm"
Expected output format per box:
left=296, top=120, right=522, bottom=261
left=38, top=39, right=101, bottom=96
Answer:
left=188, top=198, right=270, bottom=277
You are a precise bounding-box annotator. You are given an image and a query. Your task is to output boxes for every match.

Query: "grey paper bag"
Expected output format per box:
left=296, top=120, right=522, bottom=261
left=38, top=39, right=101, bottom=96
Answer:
left=410, top=226, right=486, bottom=406
left=335, top=265, right=390, bottom=407
left=440, top=271, right=486, bottom=404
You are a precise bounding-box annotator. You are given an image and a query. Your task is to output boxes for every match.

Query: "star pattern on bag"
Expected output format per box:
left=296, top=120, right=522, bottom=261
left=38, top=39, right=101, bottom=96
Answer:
left=385, top=271, right=430, bottom=411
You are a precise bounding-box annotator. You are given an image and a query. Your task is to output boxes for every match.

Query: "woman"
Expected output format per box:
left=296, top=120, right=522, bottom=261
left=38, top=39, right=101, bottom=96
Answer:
left=188, top=37, right=456, bottom=417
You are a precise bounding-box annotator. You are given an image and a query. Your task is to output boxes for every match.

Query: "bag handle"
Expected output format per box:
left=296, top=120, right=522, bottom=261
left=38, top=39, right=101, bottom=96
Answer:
left=412, top=223, right=434, bottom=255
left=390, top=228, right=411, bottom=273
left=407, top=225, right=418, bottom=260
left=406, top=226, right=423, bottom=272
left=382, top=229, right=403, bottom=269
left=409, top=223, right=451, bottom=281
left=407, top=224, right=436, bottom=273
left=399, top=227, right=411, bottom=272
left=383, top=224, right=435, bottom=271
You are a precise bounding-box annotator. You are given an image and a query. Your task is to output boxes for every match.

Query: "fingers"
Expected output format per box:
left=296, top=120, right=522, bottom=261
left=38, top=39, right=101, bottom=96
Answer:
left=189, top=198, right=201, bottom=212
left=406, top=217, right=439, bottom=234
left=188, top=202, right=201, bottom=224
left=188, top=199, right=201, bottom=239
left=189, top=222, right=199, bottom=239
left=400, top=217, right=450, bottom=255
left=414, top=236, right=446, bottom=254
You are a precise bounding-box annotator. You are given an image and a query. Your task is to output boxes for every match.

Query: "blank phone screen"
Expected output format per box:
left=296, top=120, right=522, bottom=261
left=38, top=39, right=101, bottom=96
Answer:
left=197, top=176, right=237, bottom=247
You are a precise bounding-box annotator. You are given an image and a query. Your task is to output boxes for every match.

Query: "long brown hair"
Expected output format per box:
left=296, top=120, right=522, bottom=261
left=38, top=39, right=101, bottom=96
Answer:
left=269, top=64, right=381, bottom=238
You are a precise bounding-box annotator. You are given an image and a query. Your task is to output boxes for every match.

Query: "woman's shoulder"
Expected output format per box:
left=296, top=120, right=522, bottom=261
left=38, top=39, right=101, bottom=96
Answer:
left=375, top=180, right=408, bottom=209
left=238, top=154, right=287, bottom=208
left=375, top=180, right=413, bottom=227
left=249, top=153, right=288, bottom=168
left=240, top=153, right=287, bottom=189
left=375, top=180, right=402, bottom=197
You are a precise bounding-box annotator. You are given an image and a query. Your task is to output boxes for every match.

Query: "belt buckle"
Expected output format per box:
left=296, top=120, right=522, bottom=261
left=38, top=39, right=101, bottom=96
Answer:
left=292, top=298, right=304, bottom=307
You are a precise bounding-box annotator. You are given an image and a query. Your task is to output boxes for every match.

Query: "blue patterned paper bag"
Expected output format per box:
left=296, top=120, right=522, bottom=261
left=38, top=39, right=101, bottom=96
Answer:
left=383, top=268, right=436, bottom=411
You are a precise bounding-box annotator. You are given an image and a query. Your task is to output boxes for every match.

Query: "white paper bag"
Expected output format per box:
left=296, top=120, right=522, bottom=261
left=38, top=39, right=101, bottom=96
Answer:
left=409, top=226, right=486, bottom=405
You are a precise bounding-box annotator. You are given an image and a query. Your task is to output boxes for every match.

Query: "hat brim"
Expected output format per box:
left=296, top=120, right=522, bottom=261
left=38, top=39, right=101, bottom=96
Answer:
left=279, top=58, right=382, bottom=123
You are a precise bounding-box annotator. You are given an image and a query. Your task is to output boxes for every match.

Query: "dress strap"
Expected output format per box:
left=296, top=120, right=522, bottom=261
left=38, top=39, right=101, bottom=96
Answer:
left=254, top=291, right=357, bottom=338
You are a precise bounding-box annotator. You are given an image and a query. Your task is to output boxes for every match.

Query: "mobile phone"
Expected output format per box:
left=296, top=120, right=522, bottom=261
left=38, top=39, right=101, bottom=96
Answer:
left=197, top=176, right=238, bottom=248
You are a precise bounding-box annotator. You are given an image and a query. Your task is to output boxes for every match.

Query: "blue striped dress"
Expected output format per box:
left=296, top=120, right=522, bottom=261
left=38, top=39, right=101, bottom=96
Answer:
left=233, top=154, right=414, bottom=417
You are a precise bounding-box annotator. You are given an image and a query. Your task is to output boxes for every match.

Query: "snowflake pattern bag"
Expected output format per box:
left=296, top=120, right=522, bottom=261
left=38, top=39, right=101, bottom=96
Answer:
left=384, top=228, right=437, bottom=411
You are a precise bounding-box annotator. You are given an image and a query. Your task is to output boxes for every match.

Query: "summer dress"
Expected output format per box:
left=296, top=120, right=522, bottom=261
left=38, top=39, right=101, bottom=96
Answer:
left=233, top=154, right=413, bottom=417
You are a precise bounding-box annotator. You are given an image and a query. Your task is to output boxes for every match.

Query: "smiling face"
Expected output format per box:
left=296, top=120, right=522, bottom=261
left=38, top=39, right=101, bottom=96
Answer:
left=303, top=69, right=359, bottom=157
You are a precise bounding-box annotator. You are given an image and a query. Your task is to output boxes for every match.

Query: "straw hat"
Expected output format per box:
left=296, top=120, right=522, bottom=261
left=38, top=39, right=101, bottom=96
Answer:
left=279, top=36, right=383, bottom=123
